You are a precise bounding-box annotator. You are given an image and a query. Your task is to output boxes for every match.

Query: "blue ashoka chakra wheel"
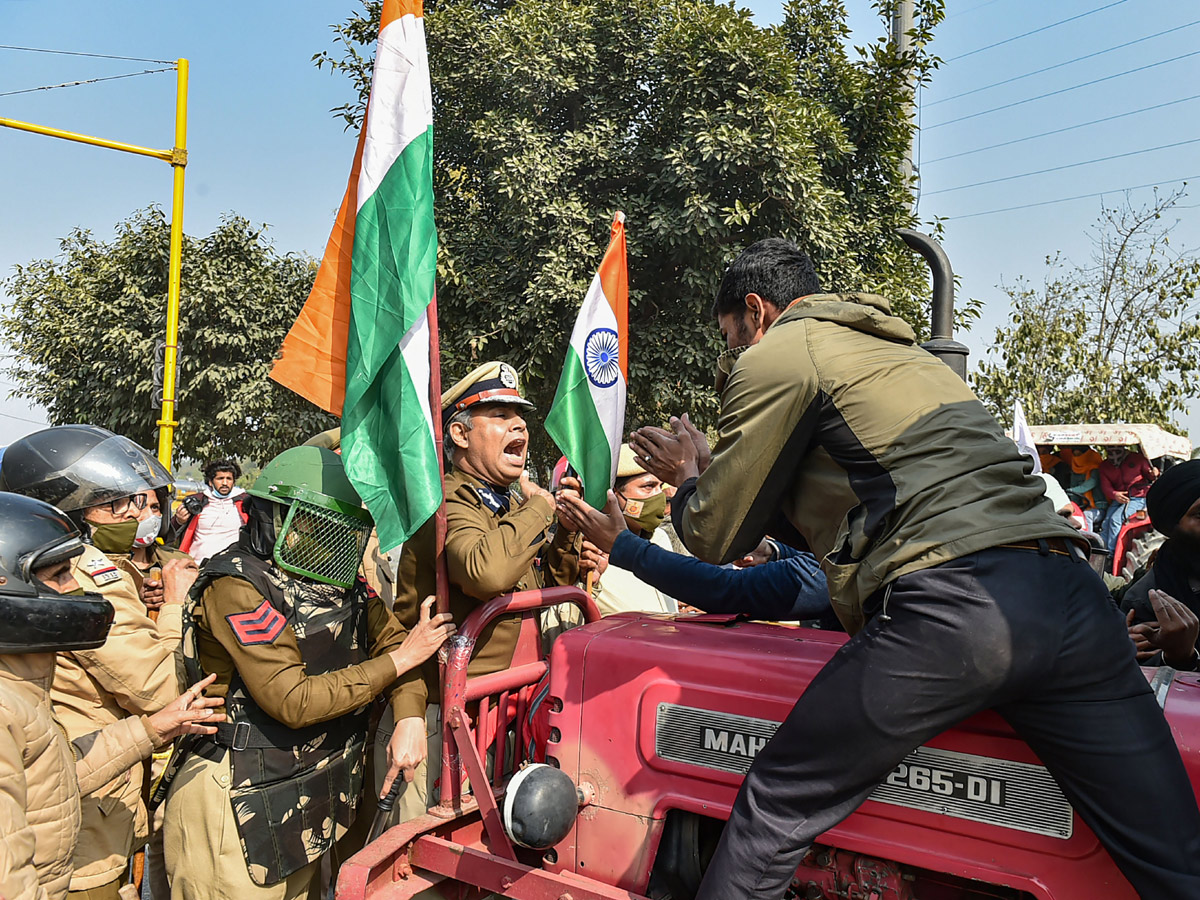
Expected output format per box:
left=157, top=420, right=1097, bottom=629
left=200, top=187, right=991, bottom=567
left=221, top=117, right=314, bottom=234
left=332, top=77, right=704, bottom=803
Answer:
left=584, top=328, right=621, bottom=389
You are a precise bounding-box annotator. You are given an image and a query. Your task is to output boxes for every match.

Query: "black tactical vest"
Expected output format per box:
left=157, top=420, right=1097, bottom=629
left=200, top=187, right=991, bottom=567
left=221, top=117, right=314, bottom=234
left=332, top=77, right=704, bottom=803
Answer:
left=183, top=546, right=373, bottom=885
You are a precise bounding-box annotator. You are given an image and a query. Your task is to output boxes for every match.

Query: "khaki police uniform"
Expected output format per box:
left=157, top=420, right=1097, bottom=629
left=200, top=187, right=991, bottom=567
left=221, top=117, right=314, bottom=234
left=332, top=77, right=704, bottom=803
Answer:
left=389, top=362, right=581, bottom=823
left=53, top=545, right=181, bottom=898
left=109, top=542, right=191, bottom=900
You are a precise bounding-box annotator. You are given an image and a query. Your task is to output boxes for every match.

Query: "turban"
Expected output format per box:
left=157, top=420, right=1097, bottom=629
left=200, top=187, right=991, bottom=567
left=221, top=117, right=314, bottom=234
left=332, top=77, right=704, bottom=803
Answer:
left=1146, top=459, right=1200, bottom=536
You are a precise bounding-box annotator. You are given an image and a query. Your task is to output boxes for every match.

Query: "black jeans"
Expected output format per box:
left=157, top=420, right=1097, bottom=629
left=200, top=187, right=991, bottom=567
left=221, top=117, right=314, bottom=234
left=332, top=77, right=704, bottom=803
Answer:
left=695, top=546, right=1200, bottom=900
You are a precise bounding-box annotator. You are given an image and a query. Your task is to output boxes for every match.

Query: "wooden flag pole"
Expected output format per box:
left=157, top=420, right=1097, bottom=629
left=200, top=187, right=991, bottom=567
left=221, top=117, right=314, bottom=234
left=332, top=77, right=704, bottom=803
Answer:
left=427, top=291, right=449, bottom=617
left=429, top=291, right=461, bottom=811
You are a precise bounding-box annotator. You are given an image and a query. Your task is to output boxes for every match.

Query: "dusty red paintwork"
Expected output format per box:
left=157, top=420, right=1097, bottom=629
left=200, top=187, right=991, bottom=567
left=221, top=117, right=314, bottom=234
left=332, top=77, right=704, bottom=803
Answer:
left=338, top=596, right=1200, bottom=900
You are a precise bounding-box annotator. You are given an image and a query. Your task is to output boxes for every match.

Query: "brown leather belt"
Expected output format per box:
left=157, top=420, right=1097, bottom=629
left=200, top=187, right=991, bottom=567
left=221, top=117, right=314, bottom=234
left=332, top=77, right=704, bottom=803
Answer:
left=998, top=537, right=1084, bottom=558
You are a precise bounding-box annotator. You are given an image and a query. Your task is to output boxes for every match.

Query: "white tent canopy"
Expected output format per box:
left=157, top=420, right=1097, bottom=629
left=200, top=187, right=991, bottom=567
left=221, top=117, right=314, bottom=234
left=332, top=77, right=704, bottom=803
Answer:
left=1027, top=424, right=1192, bottom=461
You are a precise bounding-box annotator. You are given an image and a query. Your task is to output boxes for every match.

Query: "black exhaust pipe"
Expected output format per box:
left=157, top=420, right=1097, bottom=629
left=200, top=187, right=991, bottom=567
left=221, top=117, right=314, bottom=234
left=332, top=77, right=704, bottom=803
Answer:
left=897, top=228, right=970, bottom=381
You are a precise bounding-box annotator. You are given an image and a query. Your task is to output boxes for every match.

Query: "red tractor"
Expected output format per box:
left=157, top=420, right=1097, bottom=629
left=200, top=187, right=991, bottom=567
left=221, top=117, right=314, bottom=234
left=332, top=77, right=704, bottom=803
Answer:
left=336, top=586, right=1200, bottom=900
left=337, top=233, right=1200, bottom=900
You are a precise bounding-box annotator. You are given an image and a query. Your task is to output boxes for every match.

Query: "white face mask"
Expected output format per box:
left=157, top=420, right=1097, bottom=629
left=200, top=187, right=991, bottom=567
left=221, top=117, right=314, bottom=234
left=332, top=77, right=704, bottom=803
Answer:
left=134, top=514, right=162, bottom=548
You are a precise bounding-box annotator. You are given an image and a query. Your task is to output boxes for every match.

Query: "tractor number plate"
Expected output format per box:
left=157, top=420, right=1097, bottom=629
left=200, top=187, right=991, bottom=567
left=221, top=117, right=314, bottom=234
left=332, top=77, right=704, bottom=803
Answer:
left=654, top=703, right=1074, bottom=840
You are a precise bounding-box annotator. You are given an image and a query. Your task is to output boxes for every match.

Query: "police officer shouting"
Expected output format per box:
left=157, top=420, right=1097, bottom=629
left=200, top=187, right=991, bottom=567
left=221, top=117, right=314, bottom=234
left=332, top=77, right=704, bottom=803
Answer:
left=632, top=238, right=1200, bottom=899
left=163, top=446, right=453, bottom=900
left=391, top=361, right=583, bottom=821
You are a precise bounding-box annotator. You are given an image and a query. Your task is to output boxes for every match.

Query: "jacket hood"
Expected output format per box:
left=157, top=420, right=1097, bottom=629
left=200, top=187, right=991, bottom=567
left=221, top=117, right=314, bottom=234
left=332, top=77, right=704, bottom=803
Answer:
left=771, top=293, right=917, bottom=344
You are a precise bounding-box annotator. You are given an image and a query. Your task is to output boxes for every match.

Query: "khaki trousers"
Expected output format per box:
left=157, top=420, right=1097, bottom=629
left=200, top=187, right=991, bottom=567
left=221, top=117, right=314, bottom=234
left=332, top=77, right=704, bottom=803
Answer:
left=163, top=751, right=318, bottom=900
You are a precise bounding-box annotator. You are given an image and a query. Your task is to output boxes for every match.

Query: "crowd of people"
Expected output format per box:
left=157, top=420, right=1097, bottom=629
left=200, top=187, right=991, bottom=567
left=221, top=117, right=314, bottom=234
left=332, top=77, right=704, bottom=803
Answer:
left=1038, top=443, right=1164, bottom=550
left=2, top=239, right=1199, bottom=900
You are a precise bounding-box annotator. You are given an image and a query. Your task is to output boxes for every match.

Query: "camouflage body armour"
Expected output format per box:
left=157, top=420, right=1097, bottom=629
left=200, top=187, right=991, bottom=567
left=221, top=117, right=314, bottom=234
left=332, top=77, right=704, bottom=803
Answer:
left=183, top=547, right=372, bottom=886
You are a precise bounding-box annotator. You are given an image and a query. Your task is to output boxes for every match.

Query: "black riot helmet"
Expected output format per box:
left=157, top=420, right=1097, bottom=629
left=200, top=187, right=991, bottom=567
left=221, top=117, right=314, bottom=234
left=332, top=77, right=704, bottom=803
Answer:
left=0, top=425, right=173, bottom=530
left=0, top=492, right=114, bottom=654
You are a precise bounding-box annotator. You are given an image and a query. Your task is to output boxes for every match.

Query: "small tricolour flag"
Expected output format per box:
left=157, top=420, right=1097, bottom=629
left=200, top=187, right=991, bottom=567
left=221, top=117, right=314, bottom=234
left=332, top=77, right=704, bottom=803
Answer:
left=545, top=213, right=629, bottom=509
left=270, top=0, right=440, bottom=551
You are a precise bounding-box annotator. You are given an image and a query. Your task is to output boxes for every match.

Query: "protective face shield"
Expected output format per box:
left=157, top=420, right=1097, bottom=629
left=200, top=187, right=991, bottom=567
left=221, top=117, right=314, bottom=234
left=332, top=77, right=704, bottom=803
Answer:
left=249, top=446, right=373, bottom=588
left=0, top=492, right=114, bottom=654
left=0, top=425, right=174, bottom=527
left=273, top=498, right=372, bottom=588
left=714, top=344, right=751, bottom=392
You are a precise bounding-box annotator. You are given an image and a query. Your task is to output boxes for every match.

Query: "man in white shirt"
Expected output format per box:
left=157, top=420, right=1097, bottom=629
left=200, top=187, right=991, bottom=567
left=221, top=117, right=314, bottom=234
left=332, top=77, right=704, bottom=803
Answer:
left=174, top=459, right=247, bottom=564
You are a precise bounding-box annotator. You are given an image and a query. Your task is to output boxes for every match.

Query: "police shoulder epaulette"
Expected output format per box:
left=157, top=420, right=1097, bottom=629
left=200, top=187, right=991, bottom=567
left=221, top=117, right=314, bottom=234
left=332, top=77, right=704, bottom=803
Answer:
left=81, top=555, right=123, bottom=586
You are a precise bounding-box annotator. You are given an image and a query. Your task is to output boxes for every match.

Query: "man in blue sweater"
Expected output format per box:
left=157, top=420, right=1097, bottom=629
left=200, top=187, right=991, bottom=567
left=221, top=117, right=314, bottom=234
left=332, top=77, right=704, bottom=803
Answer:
left=557, top=483, right=831, bottom=623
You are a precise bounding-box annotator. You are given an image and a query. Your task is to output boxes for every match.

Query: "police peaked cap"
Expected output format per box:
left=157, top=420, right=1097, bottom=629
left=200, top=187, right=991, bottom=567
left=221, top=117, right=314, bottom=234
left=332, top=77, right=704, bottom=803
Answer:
left=617, top=444, right=646, bottom=479
left=441, top=361, right=535, bottom=426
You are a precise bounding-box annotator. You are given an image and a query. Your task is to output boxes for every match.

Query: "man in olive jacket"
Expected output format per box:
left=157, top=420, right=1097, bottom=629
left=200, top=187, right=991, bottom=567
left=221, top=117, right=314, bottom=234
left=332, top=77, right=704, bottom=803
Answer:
left=631, top=239, right=1200, bottom=900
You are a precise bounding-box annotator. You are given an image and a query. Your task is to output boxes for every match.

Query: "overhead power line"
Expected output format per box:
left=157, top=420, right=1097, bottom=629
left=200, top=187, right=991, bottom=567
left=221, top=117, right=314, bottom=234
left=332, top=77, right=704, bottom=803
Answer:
left=951, top=176, right=1198, bottom=220
left=926, top=48, right=1200, bottom=129
left=929, top=20, right=1200, bottom=107
left=0, top=44, right=173, bottom=64
left=927, top=137, right=1200, bottom=196
left=924, top=93, right=1200, bottom=164
left=948, top=0, right=1129, bottom=62
left=947, top=0, right=1004, bottom=19
left=0, top=67, right=174, bottom=99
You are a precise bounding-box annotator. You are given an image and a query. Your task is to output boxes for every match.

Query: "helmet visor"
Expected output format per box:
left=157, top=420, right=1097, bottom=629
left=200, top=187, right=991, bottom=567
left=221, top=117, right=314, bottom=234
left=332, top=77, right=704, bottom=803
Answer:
left=0, top=591, right=114, bottom=654
left=13, top=434, right=173, bottom=513
left=273, top=496, right=372, bottom=589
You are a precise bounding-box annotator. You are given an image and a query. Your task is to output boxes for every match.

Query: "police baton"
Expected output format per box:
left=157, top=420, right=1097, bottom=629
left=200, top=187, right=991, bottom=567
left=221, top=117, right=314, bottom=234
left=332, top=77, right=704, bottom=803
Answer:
left=366, top=773, right=405, bottom=844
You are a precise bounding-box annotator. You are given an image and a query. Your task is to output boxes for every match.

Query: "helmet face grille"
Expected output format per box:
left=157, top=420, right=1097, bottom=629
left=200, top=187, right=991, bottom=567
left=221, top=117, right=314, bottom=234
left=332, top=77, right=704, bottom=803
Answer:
left=273, top=499, right=370, bottom=588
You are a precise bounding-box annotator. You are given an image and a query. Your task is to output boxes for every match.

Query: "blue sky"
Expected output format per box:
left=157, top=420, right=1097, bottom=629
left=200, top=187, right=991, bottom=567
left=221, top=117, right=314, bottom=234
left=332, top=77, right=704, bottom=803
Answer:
left=2, top=0, right=1198, bottom=445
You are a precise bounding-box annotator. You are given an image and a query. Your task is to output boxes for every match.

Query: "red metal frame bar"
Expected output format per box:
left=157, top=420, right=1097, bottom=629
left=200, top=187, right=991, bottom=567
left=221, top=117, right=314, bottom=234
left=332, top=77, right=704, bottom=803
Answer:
left=410, top=836, right=650, bottom=900
left=438, top=587, right=599, bottom=810
left=464, top=662, right=549, bottom=703
left=449, top=709, right=517, bottom=860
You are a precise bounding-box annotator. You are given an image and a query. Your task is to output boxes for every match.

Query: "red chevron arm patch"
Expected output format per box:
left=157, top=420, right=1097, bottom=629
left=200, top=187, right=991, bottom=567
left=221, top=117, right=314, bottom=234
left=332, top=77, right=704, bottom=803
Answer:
left=225, top=599, right=287, bottom=646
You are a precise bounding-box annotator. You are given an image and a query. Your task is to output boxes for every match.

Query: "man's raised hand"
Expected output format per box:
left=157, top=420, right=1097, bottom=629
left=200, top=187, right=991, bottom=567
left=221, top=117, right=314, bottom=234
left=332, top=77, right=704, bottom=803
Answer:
left=1127, top=591, right=1200, bottom=667
left=1147, top=589, right=1199, bottom=667
left=519, top=471, right=554, bottom=506
left=391, top=596, right=456, bottom=676
left=556, top=490, right=627, bottom=554
left=671, top=413, right=711, bottom=475
left=630, top=421, right=699, bottom=487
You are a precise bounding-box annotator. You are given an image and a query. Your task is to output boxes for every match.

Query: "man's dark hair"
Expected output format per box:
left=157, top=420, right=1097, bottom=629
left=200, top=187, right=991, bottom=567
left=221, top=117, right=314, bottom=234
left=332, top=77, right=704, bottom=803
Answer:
left=204, top=458, right=242, bottom=484
left=712, top=238, right=821, bottom=318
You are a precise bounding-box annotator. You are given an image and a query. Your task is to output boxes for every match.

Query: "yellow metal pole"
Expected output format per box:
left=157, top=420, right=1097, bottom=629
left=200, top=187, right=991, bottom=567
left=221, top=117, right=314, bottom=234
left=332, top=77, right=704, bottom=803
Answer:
left=0, top=115, right=174, bottom=162
left=156, top=58, right=188, bottom=469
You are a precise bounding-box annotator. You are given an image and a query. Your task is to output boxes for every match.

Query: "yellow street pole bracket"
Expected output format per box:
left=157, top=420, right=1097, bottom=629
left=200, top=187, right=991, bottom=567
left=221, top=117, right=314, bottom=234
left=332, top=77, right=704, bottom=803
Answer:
left=0, top=58, right=189, bottom=470
left=157, top=59, right=188, bottom=470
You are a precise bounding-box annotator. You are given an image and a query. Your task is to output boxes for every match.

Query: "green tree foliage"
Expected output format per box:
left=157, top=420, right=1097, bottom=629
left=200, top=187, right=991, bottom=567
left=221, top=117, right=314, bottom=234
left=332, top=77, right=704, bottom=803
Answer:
left=973, top=190, right=1200, bottom=430
left=1, top=208, right=337, bottom=463
left=315, top=0, right=945, bottom=463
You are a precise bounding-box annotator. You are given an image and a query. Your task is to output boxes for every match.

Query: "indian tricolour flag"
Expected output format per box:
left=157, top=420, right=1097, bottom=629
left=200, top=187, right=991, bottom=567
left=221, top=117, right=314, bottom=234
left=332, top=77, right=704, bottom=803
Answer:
left=545, top=213, right=629, bottom=509
left=270, top=0, right=440, bottom=551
